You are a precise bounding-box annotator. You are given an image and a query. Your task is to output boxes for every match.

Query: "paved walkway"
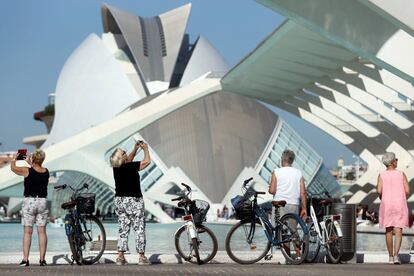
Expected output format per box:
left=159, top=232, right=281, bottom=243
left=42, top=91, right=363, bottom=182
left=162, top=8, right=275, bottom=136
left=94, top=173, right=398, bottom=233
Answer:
left=0, top=263, right=413, bottom=276
left=0, top=251, right=413, bottom=265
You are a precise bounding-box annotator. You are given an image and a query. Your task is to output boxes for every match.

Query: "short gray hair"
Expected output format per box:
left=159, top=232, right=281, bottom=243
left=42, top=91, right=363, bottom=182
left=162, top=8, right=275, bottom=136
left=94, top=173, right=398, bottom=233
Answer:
left=382, top=152, right=395, bottom=166
left=110, top=148, right=125, bottom=168
left=31, top=149, right=46, bottom=165
left=281, top=149, right=295, bottom=165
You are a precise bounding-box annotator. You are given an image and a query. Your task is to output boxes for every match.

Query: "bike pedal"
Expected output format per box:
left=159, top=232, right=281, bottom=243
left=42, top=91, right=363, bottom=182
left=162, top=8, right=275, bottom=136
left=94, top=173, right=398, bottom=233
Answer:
left=264, top=254, right=273, bottom=261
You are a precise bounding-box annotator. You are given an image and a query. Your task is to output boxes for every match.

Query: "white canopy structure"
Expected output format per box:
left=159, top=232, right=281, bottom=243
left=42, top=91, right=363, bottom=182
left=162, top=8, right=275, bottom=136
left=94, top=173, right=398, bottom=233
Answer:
left=222, top=0, right=414, bottom=209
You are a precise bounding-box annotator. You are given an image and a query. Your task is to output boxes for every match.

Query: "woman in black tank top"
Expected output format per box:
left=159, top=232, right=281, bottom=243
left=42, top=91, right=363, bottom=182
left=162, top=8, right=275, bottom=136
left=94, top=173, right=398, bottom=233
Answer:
left=11, top=149, right=49, bottom=266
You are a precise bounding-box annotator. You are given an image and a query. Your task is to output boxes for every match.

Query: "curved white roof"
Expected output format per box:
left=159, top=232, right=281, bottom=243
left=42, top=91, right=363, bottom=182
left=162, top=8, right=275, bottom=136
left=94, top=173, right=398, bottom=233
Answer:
left=180, top=36, right=230, bottom=86
left=43, top=34, right=140, bottom=147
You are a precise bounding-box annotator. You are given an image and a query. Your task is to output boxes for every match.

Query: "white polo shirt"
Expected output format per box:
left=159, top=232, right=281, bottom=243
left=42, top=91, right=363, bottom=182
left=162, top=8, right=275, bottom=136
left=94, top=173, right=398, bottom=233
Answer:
left=273, top=166, right=302, bottom=205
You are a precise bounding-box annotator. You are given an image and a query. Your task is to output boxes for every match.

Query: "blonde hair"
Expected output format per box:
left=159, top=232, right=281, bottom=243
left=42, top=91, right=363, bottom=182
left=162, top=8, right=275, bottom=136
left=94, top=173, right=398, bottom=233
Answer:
left=110, top=148, right=125, bottom=168
left=31, top=149, right=46, bottom=165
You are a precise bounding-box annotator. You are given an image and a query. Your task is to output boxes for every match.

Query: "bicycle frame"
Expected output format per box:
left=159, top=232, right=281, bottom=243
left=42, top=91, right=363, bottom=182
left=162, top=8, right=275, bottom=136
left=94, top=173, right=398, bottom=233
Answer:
left=249, top=196, right=308, bottom=247
left=308, top=197, right=343, bottom=247
left=67, top=210, right=93, bottom=244
left=175, top=214, right=198, bottom=240
left=58, top=184, right=94, bottom=246
left=172, top=184, right=199, bottom=244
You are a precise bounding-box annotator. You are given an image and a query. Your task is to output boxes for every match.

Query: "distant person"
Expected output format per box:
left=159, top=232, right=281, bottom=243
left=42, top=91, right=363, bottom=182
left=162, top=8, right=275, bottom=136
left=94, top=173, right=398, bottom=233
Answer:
left=110, top=141, right=151, bottom=265
left=222, top=205, right=229, bottom=219
left=11, top=149, right=49, bottom=266
left=377, top=152, right=410, bottom=264
left=356, top=205, right=362, bottom=220
left=361, top=205, right=368, bottom=220
left=409, top=210, right=414, bottom=229
left=365, top=209, right=376, bottom=224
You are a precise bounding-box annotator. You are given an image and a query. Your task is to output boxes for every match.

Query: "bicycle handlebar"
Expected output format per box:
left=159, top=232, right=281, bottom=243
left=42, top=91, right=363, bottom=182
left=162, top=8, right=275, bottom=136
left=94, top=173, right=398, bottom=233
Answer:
left=171, top=183, right=192, bottom=203
left=181, top=183, right=191, bottom=192
left=54, top=183, right=89, bottom=200
left=54, top=184, right=67, bottom=190
left=171, top=196, right=184, bottom=201
left=243, top=177, right=253, bottom=187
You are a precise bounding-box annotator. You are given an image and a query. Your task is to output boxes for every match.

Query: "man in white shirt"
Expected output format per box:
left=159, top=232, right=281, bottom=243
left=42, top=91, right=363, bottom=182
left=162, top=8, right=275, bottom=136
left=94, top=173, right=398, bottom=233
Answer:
left=268, top=149, right=307, bottom=259
left=268, top=149, right=307, bottom=219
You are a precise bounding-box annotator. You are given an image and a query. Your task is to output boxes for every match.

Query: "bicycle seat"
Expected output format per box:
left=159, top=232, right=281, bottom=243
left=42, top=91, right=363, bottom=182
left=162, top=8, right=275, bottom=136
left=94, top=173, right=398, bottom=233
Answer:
left=61, top=200, right=76, bottom=209
left=271, top=200, right=287, bottom=207
left=318, top=199, right=333, bottom=206
left=177, top=199, right=192, bottom=207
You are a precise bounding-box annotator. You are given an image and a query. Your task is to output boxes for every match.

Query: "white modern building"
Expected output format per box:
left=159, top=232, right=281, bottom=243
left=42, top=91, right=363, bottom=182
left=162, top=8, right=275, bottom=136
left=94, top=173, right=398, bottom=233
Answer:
left=0, top=3, right=340, bottom=222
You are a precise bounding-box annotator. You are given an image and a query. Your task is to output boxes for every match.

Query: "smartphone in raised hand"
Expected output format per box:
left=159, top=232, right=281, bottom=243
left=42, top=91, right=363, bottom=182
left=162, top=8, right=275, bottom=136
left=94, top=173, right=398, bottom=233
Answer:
left=16, top=149, right=27, bottom=160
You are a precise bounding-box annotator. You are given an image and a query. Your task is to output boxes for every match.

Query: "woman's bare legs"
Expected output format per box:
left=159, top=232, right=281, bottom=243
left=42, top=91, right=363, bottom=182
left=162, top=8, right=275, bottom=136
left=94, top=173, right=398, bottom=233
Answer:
left=37, top=226, right=47, bottom=261
left=385, top=227, right=394, bottom=257
left=393, top=227, right=402, bottom=257
left=23, top=226, right=33, bottom=261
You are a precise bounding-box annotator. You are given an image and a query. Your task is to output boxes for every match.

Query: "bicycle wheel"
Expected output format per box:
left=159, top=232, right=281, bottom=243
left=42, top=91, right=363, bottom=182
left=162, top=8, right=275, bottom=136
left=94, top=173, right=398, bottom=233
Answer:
left=175, top=225, right=218, bottom=264
left=174, top=225, right=198, bottom=264
left=78, top=215, right=106, bottom=265
left=305, top=222, right=321, bottom=263
left=225, top=218, right=270, bottom=264
left=192, top=237, right=201, bottom=265
left=196, top=226, right=218, bottom=264
left=278, top=213, right=309, bottom=265
left=325, top=220, right=343, bottom=264
left=68, top=233, right=82, bottom=265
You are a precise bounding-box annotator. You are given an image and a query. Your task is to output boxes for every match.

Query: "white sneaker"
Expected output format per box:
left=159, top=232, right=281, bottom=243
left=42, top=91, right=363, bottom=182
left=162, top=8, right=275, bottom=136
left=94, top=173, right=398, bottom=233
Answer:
left=393, top=255, right=401, bottom=264
left=388, top=256, right=394, bottom=264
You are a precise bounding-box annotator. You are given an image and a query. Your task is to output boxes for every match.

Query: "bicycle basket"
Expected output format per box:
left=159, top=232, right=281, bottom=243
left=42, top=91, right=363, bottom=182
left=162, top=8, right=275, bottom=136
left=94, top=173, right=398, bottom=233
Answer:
left=190, top=199, right=210, bottom=226
left=76, top=193, right=96, bottom=214
left=231, top=195, right=253, bottom=220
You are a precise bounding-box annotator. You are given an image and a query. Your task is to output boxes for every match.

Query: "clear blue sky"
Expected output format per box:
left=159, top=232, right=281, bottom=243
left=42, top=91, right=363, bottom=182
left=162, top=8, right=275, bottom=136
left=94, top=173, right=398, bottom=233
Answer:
left=0, top=0, right=354, bottom=167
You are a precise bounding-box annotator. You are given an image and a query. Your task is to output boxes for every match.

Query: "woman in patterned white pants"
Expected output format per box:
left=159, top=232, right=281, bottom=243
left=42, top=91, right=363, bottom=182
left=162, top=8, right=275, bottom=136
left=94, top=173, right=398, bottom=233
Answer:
left=110, top=140, right=151, bottom=265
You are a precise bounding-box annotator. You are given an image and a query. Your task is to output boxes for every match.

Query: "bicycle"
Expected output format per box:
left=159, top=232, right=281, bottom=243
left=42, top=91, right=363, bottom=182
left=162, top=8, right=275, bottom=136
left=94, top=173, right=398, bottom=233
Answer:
left=171, top=183, right=218, bottom=265
left=306, top=191, right=343, bottom=264
left=225, top=177, right=309, bottom=265
left=54, top=183, right=106, bottom=265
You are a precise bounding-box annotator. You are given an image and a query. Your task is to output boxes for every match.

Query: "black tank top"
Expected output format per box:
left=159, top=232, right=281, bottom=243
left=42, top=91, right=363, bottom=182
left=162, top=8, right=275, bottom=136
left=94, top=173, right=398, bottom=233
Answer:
left=113, top=161, right=142, bottom=197
left=24, top=167, right=49, bottom=197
